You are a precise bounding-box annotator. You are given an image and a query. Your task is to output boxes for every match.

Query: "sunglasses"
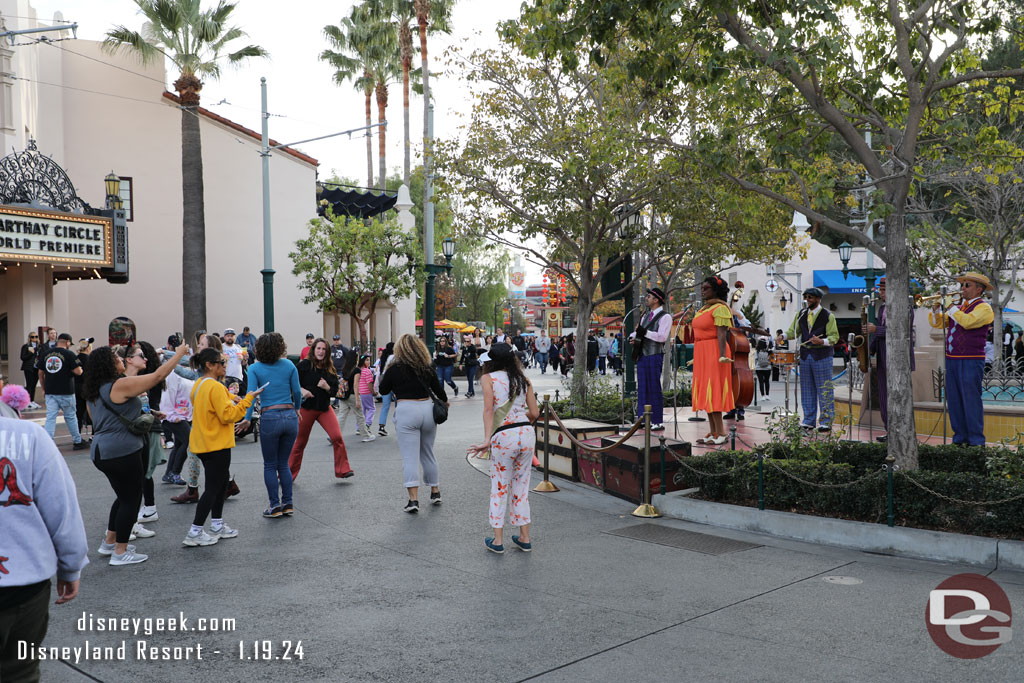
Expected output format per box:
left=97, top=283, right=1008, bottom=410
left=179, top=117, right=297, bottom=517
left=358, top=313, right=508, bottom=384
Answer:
left=212, top=360, right=227, bottom=366
left=29, top=335, right=38, bottom=339
left=132, top=353, right=145, bottom=359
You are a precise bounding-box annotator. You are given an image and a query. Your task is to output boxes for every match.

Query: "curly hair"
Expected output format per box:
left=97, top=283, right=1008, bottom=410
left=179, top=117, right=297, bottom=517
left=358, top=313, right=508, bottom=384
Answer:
left=704, top=275, right=730, bottom=301
left=84, top=346, right=123, bottom=401
left=255, top=332, right=287, bottom=364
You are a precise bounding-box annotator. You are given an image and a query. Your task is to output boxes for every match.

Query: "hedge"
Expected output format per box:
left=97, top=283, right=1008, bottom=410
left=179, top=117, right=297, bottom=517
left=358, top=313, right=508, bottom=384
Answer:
left=674, top=447, right=1024, bottom=538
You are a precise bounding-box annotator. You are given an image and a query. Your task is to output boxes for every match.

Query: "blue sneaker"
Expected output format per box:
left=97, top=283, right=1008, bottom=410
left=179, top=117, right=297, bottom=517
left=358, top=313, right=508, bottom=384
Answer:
left=511, top=535, right=532, bottom=552
left=484, top=537, right=504, bottom=554
left=170, top=474, right=187, bottom=486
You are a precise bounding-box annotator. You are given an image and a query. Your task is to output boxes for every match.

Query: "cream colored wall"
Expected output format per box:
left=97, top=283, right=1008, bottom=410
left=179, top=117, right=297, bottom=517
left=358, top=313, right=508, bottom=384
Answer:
left=45, top=40, right=321, bottom=348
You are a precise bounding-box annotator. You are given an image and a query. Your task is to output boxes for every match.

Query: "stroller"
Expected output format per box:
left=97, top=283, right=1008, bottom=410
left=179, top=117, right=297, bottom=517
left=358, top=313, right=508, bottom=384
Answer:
left=223, top=376, right=260, bottom=442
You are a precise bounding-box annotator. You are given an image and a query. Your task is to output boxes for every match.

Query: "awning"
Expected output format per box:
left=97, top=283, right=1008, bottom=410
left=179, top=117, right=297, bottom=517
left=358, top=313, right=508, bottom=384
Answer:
left=316, top=185, right=396, bottom=218
left=813, top=270, right=883, bottom=294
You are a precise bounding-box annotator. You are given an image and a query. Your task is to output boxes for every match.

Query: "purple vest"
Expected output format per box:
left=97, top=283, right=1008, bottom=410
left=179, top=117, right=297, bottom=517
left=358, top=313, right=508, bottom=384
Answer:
left=797, top=308, right=832, bottom=361
left=945, top=299, right=990, bottom=359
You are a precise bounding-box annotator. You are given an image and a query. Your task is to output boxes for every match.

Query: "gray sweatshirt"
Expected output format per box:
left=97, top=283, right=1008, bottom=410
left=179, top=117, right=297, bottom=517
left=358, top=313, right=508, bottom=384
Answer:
left=0, top=417, right=89, bottom=585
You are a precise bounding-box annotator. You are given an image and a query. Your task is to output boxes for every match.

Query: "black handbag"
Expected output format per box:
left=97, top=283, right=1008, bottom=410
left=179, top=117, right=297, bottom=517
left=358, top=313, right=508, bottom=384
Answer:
left=414, top=371, right=448, bottom=424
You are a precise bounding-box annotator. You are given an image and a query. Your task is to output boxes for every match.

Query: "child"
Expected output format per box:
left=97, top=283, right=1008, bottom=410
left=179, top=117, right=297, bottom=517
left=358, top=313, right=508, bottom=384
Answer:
left=357, top=355, right=376, bottom=442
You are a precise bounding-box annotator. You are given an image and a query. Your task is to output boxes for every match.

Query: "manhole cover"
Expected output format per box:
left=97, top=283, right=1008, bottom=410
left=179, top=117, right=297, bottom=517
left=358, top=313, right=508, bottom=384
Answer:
left=604, top=523, right=761, bottom=556
left=822, top=576, right=863, bottom=585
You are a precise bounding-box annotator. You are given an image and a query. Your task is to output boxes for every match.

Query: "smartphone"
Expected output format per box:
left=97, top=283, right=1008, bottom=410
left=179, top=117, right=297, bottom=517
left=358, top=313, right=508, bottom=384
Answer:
left=257, top=381, right=271, bottom=391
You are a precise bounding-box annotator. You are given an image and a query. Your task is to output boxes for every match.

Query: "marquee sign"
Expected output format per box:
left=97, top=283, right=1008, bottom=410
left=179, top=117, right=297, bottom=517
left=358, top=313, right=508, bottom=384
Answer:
left=0, top=204, right=112, bottom=267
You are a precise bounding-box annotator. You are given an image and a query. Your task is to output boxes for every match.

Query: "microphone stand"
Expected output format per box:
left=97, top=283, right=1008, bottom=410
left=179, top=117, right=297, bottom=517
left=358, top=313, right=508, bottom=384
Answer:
left=669, top=297, right=698, bottom=439
left=847, top=332, right=856, bottom=441
left=620, top=303, right=646, bottom=428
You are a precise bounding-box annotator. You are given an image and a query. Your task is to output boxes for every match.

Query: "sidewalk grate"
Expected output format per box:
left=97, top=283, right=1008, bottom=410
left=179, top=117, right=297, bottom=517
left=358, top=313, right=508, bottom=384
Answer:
left=604, top=523, right=761, bottom=556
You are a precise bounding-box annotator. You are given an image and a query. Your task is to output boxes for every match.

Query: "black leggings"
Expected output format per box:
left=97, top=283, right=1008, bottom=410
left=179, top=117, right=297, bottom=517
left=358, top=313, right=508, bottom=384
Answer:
left=163, top=421, right=192, bottom=476
left=756, top=369, right=771, bottom=397
left=193, top=449, right=231, bottom=526
left=23, top=370, right=38, bottom=403
left=93, top=446, right=145, bottom=543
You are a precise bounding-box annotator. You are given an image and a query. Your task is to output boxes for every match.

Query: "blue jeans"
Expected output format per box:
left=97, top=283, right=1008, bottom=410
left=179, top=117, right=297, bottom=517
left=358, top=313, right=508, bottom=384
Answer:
left=465, top=365, right=477, bottom=394
left=259, top=407, right=298, bottom=508
left=378, top=392, right=394, bottom=426
left=436, top=364, right=455, bottom=390
left=535, top=352, right=548, bottom=373
left=45, top=393, right=82, bottom=443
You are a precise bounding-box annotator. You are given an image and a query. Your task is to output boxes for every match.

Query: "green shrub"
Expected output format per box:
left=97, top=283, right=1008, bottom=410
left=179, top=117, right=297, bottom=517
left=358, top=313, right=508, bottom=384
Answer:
left=673, top=450, right=1024, bottom=538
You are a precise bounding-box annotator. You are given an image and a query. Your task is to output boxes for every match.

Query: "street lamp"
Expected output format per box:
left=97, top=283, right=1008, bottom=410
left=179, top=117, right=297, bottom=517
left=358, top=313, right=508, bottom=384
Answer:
left=423, top=237, right=456, bottom=356
left=779, top=292, right=789, bottom=312
left=616, top=205, right=643, bottom=398
left=838, top=241, right=853, bottom=278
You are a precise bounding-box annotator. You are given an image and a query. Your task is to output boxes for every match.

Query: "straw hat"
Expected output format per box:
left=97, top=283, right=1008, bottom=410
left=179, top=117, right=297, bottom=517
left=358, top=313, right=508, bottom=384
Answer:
left=956, top=272, right=993, bottom=291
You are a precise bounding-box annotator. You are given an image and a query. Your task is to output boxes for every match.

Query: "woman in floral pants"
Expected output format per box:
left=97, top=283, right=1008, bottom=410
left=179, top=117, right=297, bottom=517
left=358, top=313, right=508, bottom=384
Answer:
left=468, top=343, right=540, bottom=554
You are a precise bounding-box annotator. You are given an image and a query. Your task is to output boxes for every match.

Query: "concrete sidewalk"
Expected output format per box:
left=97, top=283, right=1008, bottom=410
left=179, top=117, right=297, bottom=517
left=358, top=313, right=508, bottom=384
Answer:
left=36, top=366, right=1024, bottom=682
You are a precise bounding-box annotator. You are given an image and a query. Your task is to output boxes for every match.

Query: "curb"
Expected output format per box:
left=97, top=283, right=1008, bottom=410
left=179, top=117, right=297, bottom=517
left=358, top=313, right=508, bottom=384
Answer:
left=652, top=491, right=1024, bottom=571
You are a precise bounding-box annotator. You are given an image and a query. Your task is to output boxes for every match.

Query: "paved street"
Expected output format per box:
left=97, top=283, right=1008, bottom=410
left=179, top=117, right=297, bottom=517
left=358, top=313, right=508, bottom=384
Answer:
left=37, top=365, right=1024, bottom=682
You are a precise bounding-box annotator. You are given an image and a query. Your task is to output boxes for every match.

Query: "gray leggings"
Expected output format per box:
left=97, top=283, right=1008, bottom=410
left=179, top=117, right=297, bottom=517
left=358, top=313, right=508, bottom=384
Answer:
left=394, top=399, right=439, bottom=488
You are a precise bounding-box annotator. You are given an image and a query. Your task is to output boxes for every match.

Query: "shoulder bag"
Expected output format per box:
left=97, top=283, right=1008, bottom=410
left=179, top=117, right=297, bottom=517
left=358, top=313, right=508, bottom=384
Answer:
left=98, top=388, right=154, bottom=437
left=413, top=370, right=448, bottom=424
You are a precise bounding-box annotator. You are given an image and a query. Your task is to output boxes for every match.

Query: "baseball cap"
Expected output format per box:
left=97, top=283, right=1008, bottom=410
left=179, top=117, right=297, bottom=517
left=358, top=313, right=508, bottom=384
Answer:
left=79, top=337, right=95, bottom=344
left=479, top=342, right=514, bottom=363
left=57, top=332, right=73, bottom=341
left=332, top=334, right=341, bottom=340
left=306, top=333, right=315, bottom=339
left=223, top=328, right=236, bottom=335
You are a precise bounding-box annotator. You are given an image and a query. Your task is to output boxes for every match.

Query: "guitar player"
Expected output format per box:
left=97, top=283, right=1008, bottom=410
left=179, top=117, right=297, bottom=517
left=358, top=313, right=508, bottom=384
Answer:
left=628, top=287, right=672, bottom=430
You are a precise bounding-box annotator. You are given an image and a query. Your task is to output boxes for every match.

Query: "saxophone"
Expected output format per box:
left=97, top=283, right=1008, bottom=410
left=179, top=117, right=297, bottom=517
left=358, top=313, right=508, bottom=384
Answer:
left=850, top=296, right=869, bottom=373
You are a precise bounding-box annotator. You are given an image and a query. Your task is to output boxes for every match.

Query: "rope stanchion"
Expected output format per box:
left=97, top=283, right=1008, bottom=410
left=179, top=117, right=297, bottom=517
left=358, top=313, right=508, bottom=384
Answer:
left=534, top=395, right=559, bottom=493
left=757, top=451, right=766, bottom=510
left=546, top=405, right=645, bottom=453
left=632, top=404, right=661, bottom=518
left=658, top=435, right=667, bottom=496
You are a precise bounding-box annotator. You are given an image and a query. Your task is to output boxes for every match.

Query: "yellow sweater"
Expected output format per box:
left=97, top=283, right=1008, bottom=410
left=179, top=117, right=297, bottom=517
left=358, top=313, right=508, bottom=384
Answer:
left=189, top=377, right=254, bottom=454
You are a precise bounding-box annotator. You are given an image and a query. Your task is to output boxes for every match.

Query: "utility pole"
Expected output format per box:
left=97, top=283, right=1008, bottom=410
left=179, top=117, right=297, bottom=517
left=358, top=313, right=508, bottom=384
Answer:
left=260, top=77, right=275, bottom=332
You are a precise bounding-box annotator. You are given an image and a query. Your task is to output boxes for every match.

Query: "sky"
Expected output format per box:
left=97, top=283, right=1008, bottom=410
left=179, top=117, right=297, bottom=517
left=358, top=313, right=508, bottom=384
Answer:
left=28, top=0, right=522, bottom=186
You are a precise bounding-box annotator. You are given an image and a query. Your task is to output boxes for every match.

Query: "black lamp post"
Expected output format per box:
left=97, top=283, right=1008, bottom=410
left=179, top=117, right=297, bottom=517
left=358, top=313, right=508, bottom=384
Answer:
left=617, top=205, right=643, bottom=397
left=838, top=239, right=879, bottom=323
left=424, top=236, right=456, bottom=356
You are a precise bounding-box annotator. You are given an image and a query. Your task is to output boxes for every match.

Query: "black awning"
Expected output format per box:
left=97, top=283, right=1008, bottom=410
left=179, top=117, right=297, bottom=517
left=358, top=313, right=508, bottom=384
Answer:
left=316, top=185, right=397, bottom=219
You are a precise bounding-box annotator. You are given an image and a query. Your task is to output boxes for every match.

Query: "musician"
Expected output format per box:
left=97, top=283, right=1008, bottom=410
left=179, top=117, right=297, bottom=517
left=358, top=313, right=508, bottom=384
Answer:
left=690, top=277, right=735, bottom=444
left=786, top=287, right=839, bottom=432
left=862, top=277, right=916, bottom=442
left=929, top=272, right=994, bottom=446
left=629, top=287, right=672, bottom=431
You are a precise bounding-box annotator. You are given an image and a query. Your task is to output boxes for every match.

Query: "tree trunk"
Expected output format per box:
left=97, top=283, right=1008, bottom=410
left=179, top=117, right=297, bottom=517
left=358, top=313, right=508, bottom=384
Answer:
left=884, top=208, right=919, bottom=470
left=992, top=276, right=1004, bottom=371
left=377, top=82, right=388, bottom=191
left=570, top=270, right=595, bottom=410
left=401, top=44, right=412, bottom=186
left=418, top=9, right=430, bottom=237
left=177, top=75, right=206, bottom=343
left=364, top=84, right=374, bottom=188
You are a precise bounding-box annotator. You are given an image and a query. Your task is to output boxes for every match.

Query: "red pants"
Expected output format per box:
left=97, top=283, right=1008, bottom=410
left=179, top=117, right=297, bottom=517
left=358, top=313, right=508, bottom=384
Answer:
left=289, top=407, right=352, bottom=479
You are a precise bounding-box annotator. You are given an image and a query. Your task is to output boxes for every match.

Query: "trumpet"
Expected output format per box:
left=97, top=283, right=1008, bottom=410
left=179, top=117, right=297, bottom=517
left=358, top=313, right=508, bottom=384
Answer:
left=913, top=293, right=962, bottom=309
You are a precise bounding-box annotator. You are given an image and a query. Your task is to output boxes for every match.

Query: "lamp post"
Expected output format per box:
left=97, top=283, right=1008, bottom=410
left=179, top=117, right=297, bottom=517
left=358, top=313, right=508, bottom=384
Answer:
left=617, top=205, right=643, bottom=398
left=838, top=238, right=880, bottom=323
left=104, top=172, right=122, bottom=209
left=423, top=236, right=455, bottom=356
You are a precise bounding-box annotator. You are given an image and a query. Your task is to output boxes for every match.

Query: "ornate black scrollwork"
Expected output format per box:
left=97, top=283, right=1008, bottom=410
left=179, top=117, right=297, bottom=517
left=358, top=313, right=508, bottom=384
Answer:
left=0, top=140, right=93, bottom=213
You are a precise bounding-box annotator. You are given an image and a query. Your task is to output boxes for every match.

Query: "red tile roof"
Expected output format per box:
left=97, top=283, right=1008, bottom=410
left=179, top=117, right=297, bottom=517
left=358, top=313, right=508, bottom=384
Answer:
left=162, top=92, right=319, bottom=167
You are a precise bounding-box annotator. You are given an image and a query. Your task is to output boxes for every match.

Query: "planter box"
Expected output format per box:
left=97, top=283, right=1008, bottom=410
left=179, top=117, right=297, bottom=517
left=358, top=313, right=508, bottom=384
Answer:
left=535, top=419, right=618, bottom=481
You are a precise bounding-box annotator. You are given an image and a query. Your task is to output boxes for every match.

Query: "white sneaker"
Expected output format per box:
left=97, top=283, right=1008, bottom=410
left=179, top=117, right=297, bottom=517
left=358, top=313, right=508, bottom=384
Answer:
left=98, top=542, right=136, bottom=556
left=137, top=506, right=158, bottom=523
left=361, top=435, right=376, bottom=442
left=182, top=529, right=219, bottom=547
left=164, top=441, right=174, bottom=449
left=28, top=401, right=40, bottom=410
left=210, top=523, right=238, bottom=539
left=132, top=523, right=156, bottom=538
left=109, top=549, right=148, bottom=565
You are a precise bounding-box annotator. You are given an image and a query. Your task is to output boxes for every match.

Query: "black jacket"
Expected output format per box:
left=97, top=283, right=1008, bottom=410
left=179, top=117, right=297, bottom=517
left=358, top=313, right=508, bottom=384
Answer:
left=296, top=359, right=340, bottom=412
left=20, top=343, right=39, bottom=373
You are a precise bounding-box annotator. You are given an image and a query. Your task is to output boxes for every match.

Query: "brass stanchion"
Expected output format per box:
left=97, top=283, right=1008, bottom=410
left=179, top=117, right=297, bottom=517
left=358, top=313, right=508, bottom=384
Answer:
left=632, top=404, right=662, bottom=517
left=534, top=394, right=559, bottom=492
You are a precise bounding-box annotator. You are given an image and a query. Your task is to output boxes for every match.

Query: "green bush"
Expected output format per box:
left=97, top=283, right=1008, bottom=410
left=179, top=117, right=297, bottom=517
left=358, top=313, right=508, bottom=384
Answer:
left=674, top=448, right=1024, bottom=538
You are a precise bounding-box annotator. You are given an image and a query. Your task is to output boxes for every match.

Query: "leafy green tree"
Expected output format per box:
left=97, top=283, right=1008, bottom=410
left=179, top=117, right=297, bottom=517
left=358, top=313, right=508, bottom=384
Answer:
left=103, top=0, right=267, bottom=342
left=511, top=0, right=1024, bottom=469
left=290, top=211, right=420, bottom=346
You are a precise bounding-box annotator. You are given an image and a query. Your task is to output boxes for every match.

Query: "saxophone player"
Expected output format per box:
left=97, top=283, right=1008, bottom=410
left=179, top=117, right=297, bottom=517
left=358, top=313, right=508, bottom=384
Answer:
left=928, top=272, right=994, bottom=446
left=861, top=278, right=915, bottom=442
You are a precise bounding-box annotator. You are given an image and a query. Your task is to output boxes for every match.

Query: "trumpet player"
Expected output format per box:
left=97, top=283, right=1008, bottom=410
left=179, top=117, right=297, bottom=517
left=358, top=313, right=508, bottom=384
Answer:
left=928, top=272, right=994, bottom=446
left=862, top=278, right=915, bottom=442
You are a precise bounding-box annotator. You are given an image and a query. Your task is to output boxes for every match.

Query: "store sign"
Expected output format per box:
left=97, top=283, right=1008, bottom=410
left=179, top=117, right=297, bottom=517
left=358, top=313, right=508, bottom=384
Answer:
left=0, top=205, right=112, bottom=267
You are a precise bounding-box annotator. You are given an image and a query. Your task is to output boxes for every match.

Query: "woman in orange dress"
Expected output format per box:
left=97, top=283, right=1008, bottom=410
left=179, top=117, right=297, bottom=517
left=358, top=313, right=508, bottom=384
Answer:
left=691, top=276, right=735, bottom=444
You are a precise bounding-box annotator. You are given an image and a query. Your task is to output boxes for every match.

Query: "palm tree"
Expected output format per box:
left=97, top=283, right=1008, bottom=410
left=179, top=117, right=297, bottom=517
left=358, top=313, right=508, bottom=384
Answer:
left=413, top=0, right=454, bottom=222
left=362, top=7, right=402, bottom=191
left=322, top=7, right=380, bottom=188
left=104, top=0, right=266, bottom=341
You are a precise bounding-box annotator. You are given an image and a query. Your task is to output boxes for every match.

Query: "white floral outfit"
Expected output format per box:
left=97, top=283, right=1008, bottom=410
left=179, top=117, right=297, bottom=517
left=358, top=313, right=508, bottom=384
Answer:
left=487, top=371, right=535, bottom=529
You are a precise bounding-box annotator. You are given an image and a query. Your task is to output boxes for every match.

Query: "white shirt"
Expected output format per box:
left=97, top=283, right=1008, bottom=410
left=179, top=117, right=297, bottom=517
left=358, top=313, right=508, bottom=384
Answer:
left=629, top=305, right=672, bottom=343
left=222, top=342, right=244, bottom=378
